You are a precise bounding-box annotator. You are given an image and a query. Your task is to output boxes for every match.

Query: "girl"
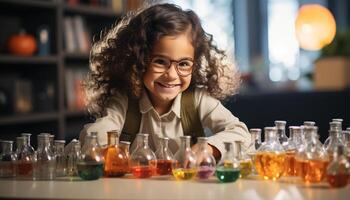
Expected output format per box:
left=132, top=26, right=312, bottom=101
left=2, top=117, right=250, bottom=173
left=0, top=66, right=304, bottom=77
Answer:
left=79, top=3, right=250, bottom=160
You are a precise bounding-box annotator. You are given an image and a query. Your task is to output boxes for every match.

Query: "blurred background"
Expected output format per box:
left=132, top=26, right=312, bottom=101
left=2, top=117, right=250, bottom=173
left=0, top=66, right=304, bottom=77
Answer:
left=0, top=0, right=349, bottom=146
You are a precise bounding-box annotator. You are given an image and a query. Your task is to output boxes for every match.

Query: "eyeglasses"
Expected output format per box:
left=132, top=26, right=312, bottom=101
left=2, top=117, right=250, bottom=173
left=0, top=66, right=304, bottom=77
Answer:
left=149, top=56, right=194, bottom=77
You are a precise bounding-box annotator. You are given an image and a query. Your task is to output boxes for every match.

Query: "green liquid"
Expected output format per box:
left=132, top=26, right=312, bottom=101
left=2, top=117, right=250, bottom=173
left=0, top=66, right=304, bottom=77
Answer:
left=77, top=162, right=104, bottom=180
left=215, top=167, right=240, bottom=183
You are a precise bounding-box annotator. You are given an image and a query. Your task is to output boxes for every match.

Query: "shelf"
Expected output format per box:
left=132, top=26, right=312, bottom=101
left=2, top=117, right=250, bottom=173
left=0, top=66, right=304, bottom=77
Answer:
left=0, top=0, right=57, bottom=9
left=64, top=4, right=120, bottom=18
left=0, top=55, right=58, bottom=64
left=0, top=112, right=59, bottom=126
left=64, top=52, right=89, bottom=61
left=64, top=109, right=88, bottom=118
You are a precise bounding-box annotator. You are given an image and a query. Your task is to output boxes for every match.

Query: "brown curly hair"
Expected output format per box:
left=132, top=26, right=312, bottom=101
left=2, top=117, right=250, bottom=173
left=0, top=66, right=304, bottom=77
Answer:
left=85, top=3, right=241, bottom=117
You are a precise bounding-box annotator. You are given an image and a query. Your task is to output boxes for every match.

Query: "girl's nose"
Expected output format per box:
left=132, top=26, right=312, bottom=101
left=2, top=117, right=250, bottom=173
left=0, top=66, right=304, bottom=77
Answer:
left=164, top=63, right=179, bottom=78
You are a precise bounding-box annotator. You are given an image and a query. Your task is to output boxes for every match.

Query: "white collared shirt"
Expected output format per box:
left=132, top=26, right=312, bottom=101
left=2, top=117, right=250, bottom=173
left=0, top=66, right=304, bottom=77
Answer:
left=79, top=88, right=251, bottom=155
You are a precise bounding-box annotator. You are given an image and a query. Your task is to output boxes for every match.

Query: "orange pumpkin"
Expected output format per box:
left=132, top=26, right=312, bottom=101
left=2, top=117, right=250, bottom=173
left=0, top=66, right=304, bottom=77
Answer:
left=8, top=31, right=37, bottom=56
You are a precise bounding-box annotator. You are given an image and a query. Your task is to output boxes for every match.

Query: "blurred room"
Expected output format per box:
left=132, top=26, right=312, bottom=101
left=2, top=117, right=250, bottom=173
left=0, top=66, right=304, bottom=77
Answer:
left=0, top=0, right=349, bottom=145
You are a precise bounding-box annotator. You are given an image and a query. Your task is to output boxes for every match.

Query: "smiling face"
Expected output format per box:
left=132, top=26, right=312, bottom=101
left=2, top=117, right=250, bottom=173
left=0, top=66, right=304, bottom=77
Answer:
left=143, top=33, right=194, bottom=110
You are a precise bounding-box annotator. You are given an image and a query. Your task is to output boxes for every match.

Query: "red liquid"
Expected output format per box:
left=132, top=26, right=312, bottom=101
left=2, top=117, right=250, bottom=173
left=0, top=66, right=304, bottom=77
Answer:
left=17, top=162, right=33, bottom=176
left=131, top=166, right=155, bottom=178
left=327, top=174, right=350, bottom=188
left=152, top=160, right=173, bottom=175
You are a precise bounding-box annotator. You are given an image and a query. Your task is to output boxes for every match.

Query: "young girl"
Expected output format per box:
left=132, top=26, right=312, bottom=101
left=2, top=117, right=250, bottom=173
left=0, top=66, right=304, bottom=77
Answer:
left=79, top=3, right=250, bottom=160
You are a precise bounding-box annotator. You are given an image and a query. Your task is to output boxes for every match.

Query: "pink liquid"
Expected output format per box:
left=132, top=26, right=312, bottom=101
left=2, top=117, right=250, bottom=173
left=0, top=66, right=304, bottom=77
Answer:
left=197, top=166, right=215, bottom=179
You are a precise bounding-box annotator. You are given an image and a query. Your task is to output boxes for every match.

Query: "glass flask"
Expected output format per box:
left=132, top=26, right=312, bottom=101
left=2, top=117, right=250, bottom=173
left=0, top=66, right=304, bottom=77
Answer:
left=324, top=125, right=344, bottom=162
left=193, top=137, right=216, bottom=179
left=66, top=139, right=81, bottom=177
left=20, top=133, right=35, bottom=153
left=215, top=142, right=240, bottom=183
left=255, top=127, right=286, bottom=180
left=275, top=120, right=288, bottom=145
left=344, top=131, right=350, bottom=161
left=54, top=140, right=66, bottom=177
left=234, top=140, right=252, bottom=178
left=324, top=121, right=343, bottom=148
left=283, top=126, right=298, bottom=176
left=104, top=130, right=129, bottom=177
left=247, top=128, right=262, bottom=175
left=119, top=141, right=131, bottom=173
left=295, top=126, right=329, bottom=183
left=172, top=136, right=197, bottom=180
left=15, top=136, right=35, bottom=179
left=0, top=140, right=17, bottom=178
left=34, top=134, right=56, bottom=180
left=130, top=133, right=156, bottom=178
left=77, top=134, right=104, bottom=180
left=326, top=145, right=350, bottom=188
left=154, top=137, right=175, bottom=175
left=90, top=131, right=106, bottom=154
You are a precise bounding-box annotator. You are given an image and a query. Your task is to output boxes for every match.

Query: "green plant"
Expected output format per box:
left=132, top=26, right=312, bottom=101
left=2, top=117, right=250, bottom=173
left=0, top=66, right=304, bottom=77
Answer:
left=320, top=29, right=350, bottom=58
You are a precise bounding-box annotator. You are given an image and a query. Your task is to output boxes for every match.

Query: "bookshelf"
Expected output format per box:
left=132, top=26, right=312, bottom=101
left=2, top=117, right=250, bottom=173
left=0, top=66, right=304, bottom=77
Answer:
left=0, top=0, right=131, bottom=145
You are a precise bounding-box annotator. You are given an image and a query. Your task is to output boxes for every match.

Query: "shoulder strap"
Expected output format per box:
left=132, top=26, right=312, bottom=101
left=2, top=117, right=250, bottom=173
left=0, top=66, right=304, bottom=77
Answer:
left=120, top=97, right=141, bottom=144
left=181, top=89, right=204, bottom=145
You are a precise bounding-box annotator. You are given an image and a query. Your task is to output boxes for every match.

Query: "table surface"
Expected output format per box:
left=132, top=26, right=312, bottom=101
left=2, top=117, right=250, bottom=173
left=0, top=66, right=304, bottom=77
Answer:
left=0, top=175, right=349, bottom=200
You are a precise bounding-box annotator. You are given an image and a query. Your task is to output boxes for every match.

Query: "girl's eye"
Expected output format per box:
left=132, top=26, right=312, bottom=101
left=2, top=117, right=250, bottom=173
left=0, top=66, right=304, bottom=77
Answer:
left=152, top=58, right=169, bottom=66
left=178, top=60, right=193, bottom=68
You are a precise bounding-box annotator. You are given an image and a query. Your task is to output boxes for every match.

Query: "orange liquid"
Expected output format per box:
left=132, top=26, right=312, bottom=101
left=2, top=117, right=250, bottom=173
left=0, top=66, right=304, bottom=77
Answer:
left=284, top=150, right=296, bottom=176
left=327, top=174, right=350, bottom=188
left=17, top=162, right=33, bottom=176
left=298, top=159, right=329, bottom=183
left=151, top=160, right=173, bottom=175
left=255, top=152, right=285, bottom=180
left=104, top=147, right=129, bottom=177
left=131, top=166, right=155, bottom=178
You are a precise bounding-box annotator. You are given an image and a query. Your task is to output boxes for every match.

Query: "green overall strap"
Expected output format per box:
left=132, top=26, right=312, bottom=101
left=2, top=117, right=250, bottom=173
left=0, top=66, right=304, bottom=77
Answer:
left=181, top=89, right=204, bottom=144
left=120, top=97, right=141, bottom=143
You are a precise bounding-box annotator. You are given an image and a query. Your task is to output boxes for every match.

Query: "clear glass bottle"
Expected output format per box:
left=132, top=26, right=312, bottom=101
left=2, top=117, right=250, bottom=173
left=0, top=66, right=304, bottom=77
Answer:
left=255, top=127, right=286, bottom=180
left=20, top=133, right=35, bottom=154
left=284, top=126, right=301, bottom=176
left=130, top=133, right=156, bottom=178
left=324, top=125, right=344, bottom=162
left=295, top=126, right=329, bottom=183
left=344, top=130, right=350, bottom=161
left=234, top=140, right=252, bottom=178
left=104, top=130, right=129, bottom=177
left=172, top=136, right=197, bottom=180
left=34, top=134, right=56, bottom=180
left=77, top=134, right=104, bottom=180
left=66, top=139, right=81, bottom=177
left=275, top=120, right=288, bottom=145
left=15, top=136, right=35, bottom=179
left=54, top=140, right=66, bottom=177
left=194, top=137, right=216, bottom=179
left=0, top=140, right=17, bottom=178
left=119, top=141, right=131, bottom=173
left=154, top=137, right=175, bottom=175
left=326, top=145, right=350, bottom=188
left=324, top=121, right=343, bottom=150
left=247, top=128, right=262, bottom=175
left=215, top=142, right=240, bottom=183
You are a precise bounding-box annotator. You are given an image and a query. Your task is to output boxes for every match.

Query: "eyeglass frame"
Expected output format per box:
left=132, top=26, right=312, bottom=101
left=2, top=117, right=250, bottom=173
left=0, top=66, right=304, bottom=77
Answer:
left=148, top=55, right=195, bottom=77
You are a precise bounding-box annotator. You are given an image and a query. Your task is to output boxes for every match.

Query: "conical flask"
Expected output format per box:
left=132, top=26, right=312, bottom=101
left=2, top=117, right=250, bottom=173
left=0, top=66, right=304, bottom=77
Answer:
left=215, top=142, right=240, bottom=183
left=154, top=137, right=175, bottom=175
left=194, top=137, right=216, bottom=179
left=172, top=136, right=197, bottom=180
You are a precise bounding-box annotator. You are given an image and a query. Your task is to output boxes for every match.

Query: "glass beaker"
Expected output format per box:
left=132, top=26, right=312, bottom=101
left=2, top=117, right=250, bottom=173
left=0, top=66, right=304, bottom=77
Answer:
left=215, top=142, right=240, bottom=183
left=77, top=134, right=104, bottom=180
left=255, top=127, right=286, bottom=180
left=154, top=137, right=175, bottom=175
left=0, top=140, right=17, bottom=178
left=326, top=145, right=350, bottom=188
left=172, top=136, right=197, bottom=180
left=130, top=133, right=156, bottom=178
left=234, top=140, right=252, bottom=178
left=104, top=130, right=129, bottom=177
left=194, top=137, right=216, bottom=179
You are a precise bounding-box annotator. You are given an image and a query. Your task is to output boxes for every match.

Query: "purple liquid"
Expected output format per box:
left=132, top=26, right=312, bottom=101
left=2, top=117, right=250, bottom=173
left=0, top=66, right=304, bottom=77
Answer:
left=197, top=166, right=215, bottom=179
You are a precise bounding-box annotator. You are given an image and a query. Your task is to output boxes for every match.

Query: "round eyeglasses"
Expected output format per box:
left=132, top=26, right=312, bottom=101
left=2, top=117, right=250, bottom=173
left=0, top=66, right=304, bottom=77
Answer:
left=149, top=56, right=194, bottom=77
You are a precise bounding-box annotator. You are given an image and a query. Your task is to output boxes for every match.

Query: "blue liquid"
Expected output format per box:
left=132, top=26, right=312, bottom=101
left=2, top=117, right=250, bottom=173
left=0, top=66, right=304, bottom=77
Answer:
left=77, top=161, right=104, bottom=180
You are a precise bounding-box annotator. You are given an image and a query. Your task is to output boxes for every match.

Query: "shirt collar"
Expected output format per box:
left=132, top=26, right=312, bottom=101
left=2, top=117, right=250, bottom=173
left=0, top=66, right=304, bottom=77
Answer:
left=139, top=91, right=182, bottom=118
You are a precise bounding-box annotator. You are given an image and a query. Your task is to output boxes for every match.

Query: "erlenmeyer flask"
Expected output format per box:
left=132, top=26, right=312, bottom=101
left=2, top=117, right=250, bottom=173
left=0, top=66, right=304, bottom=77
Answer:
left=77, top=135, right=104, bottom=180
left=215, top=142, right=240, bottom=183
left=154, top=137, right=175, bottom=175
left=194, top=137, right=216, bottom=179
left=172, top=136, right=197, bottom=180
left=130, top=134, right=156, bottom=178
left=255, top=127, right=286, bottom=180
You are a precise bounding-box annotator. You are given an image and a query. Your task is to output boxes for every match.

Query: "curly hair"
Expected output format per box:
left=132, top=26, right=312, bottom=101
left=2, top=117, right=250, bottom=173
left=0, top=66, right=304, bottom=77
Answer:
left=85, top=3, right=241, bottom=117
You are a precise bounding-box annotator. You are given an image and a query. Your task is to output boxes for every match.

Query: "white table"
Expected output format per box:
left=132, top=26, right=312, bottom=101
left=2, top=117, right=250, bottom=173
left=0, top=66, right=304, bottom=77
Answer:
left=0, top=175, right=349, bottom=200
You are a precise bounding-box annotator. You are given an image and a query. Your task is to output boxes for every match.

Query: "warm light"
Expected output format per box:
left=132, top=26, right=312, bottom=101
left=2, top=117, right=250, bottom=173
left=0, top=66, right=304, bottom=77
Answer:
left=295, top=4, right=336, bottom=51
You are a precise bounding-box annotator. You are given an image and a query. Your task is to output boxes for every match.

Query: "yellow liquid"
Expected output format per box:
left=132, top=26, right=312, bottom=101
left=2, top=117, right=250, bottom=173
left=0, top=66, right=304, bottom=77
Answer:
left=239, top=160, right=253, bottom=178
left=255, top=152, right=286, bottom=180
left=172, top=168, right=197, bottom=180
